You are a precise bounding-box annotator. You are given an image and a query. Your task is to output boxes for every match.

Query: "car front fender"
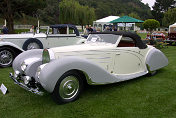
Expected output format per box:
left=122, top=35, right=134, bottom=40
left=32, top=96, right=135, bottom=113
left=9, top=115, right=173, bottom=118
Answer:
left=13, top=49, right=43, bottom=75
left=38, top=56, right=118, bottom=93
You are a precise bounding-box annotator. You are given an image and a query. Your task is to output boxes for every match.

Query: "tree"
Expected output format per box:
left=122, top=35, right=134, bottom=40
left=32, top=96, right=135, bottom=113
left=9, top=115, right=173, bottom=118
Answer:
left=37, top=0, right=61, bottom=25
left=0, top=0, right=45, bottom=33
left=0, top=0, right=14, bottom=33
left=59, top=0, right=95, bottom=27
left=162, top=8, right=176, bottom=27
left=153, top=0, right=176, bottom=12
left=77, top=0, right=152, bottom=20
left=152, top=0, right=176, bottom=24
left=129, top=12, right=141, bottom=27
left=128, top=12, right=140, bottom=19
left=143, top=19, right=160, bottom=33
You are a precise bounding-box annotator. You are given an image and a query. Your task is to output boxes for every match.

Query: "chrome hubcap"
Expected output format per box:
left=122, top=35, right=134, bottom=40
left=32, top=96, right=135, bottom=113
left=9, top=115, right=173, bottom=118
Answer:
left=0, top=50, right=13, bottom=66
left=27, top=43, right=40, bottom=50
left=59, top=76, right=79, bottom=100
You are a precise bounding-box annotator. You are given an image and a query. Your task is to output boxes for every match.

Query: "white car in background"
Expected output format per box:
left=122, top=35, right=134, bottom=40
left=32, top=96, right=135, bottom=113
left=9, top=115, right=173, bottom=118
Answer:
left=10, top=31, right=168, bottom=104
left=0, top=24, right=85, bottom=67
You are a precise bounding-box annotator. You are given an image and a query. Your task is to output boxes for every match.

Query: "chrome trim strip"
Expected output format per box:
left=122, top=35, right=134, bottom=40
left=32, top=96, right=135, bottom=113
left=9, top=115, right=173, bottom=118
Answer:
left=9, top=73, right=43, bottom=95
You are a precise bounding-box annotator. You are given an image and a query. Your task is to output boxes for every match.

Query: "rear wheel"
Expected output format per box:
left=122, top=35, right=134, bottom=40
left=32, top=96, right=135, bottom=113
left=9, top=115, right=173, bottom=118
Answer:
left=22, top=38, right=43, bottom=50
left=0, top=47, right=15, bottom=67
left=26, top=42, right=40, bottom=50
left=52, top=71, right=83, bottom=104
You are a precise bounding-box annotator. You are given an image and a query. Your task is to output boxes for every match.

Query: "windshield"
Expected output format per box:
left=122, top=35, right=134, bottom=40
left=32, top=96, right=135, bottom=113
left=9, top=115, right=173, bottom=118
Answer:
left=87, top=34, right=120, bottom=44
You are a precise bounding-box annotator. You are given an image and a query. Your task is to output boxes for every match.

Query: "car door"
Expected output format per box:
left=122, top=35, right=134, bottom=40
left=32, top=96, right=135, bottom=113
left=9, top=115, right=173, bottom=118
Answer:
left=113, top=37, right=143, bottom=75
left=47, top=27, right=79, bottom=48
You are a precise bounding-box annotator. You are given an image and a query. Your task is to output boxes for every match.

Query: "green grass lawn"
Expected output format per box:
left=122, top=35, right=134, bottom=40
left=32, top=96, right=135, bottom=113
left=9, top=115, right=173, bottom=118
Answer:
left=0, top=46, right=176, bottom=118
left=138, top=33, right=147, bottom=40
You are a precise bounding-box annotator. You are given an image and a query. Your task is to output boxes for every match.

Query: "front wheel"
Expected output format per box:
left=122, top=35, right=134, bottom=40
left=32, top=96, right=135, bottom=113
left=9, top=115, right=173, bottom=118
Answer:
left=0, top=47, right=15, bottom=67
left=52, top=71, right=83, bottom=104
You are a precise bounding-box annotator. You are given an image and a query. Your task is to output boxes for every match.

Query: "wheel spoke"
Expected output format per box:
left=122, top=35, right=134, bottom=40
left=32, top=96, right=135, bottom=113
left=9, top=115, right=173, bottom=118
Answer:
left=27, top=42, right=40, bottom=50
left=0, top=50, right=13, bottom=66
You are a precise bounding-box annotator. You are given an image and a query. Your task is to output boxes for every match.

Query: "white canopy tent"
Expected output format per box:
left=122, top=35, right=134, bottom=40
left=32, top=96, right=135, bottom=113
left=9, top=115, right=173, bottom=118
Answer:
left=169, top=23, right=176, bottom=33
left=93, top=16, right=134, bottom=31
left=93, top=16, right=119, bottom=31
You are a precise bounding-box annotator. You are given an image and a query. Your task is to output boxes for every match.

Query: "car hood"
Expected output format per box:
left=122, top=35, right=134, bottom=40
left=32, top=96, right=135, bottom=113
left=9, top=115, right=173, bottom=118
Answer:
left=0, top=33, right=46, bottom=39
left=0, top=33, right=34, bottom=39
left=50, top=42, right=115, bottom=54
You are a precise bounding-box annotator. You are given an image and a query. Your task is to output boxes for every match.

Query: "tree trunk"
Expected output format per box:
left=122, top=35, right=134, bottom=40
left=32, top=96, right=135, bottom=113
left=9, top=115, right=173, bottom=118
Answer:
left=81, top=24, right=84, bottom=31
left=150, top=30, right=153, bottom=40
left=4, top=0, right=14, bottom=33
left=58, top=0, right=61, bottom=24
left=5, top=14, right=14, bottom=34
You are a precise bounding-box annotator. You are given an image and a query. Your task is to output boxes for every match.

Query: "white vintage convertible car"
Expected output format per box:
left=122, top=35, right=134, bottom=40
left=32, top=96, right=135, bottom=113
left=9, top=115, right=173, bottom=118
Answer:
left=10, top=31, right=168, bottom=104
left=0, top=24, right=85, bottom=67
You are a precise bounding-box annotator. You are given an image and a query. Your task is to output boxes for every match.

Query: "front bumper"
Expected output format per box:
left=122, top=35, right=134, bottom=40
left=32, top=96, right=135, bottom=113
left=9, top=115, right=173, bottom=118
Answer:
left=9, top=73, right=43, bottom=95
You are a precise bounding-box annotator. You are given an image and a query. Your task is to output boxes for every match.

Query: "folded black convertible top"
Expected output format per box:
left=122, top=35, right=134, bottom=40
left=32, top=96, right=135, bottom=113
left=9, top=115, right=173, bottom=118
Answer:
left=91, top=31, right=147, bottom=49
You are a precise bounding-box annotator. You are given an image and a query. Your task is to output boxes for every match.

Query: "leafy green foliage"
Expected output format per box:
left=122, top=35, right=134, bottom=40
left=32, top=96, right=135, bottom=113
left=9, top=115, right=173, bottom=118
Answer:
left=129, top=12, right=141, bottom=27
left=0, top=0, right=153, bottom=31
left=37, top=0, right=60, bottom=25
left=0, top=0, right=46, bottom=16
left=0, top=0, right=46, bottom=33
left=77, top=0, right=152, bottom=20
left=152, top=0, right=176, bottom=12
left=128, top=12, right=140, bottom=19
left=59, top=0, right=96, bottom=25
left=152, top=0, right=176, bottom=25
left=162, top=8, right=176, bottom=27
left=143, top=19, right=160, bottom=32
left=37, top=0, right=96, bottom=25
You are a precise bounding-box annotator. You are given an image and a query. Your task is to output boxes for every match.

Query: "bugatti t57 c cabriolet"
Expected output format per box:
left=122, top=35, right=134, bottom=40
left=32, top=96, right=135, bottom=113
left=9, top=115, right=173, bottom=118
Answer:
left=10, top=31, right=168, bottom=104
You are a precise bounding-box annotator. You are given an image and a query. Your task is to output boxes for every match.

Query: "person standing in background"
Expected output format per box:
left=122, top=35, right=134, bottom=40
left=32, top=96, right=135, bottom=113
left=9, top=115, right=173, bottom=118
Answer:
left=111, top=26, right=117, bottom=31
left=30, top=25, right=35, bottom=33
left=2, top=25, right=9, bottom=34
left=88, top=25, right=93, bottom=33
left=83, top=25, right=89, bottom=35
left=104, top=26, right=110, bottom=32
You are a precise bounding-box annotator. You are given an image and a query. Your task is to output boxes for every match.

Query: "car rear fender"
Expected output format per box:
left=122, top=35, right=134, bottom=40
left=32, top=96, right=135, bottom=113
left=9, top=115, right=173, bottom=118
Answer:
left=38, top=56, right=117, bottom=93
left=146, top=48, right=168, bottom=71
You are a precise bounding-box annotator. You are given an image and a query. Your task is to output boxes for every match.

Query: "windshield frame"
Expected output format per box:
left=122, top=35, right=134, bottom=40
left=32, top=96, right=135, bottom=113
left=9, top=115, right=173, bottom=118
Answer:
left=86, top=34, right=121, bottom=44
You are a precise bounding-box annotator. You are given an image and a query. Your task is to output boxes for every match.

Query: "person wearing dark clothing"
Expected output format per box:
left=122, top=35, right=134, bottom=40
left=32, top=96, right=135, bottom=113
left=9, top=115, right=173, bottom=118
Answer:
left=2, top=25, right=9, bottom=34
left=88, top=26, right=93, bottom=33
left=110, top=26, right=117, bottom=31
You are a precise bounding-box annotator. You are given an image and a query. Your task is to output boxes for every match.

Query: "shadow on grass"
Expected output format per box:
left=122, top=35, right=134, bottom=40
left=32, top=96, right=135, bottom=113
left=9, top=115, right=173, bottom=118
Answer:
left=81, top=68, right=167, bottom=97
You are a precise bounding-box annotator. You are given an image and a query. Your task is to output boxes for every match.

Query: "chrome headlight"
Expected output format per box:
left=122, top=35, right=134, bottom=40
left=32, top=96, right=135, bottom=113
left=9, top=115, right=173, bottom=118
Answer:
left=21, top=61, right=27, bottom=71
left=14, top=71, right=20, bottom=78
left=23, top=76, right=31, bottom=85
